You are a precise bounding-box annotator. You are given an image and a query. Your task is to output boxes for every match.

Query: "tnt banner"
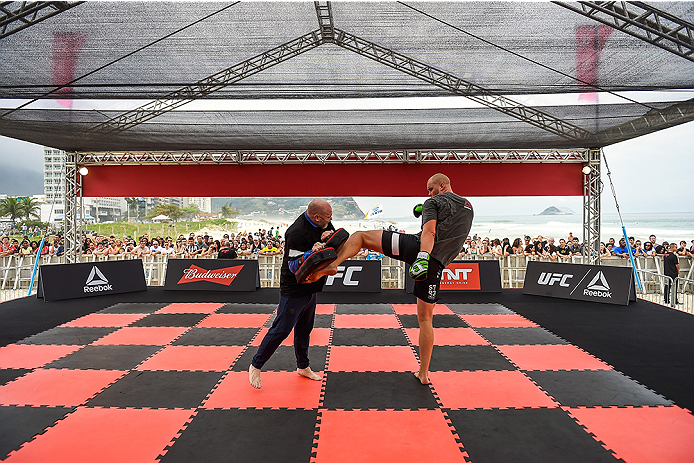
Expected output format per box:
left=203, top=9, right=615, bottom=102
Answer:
left=406, top=260, right=502, bottom=293
left=38, top=260, right=146, bottom=302
left=522, top=261, right=636, bottom=306
left=164, top=259, right=259, bottom=291
left=323, top=260, right=381, bottom=293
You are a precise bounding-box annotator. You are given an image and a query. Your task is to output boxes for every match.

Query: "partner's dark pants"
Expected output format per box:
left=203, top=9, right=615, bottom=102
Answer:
left=252, top=293, right=317, bottom=369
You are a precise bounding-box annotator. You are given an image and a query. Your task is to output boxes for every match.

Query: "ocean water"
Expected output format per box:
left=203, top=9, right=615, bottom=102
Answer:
left=385, top=212, right=694, bottom=243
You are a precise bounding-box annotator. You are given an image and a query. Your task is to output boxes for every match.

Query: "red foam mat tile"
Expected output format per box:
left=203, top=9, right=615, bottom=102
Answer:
left=460, top=314, right=539, bottom=328
left=196, top=313, right=272, bottom=328
left=314, top=409, right=467, bottom=462
left=251, top=327, right=331, bottom=347
left=567, top=405, right=694, bottom=463
left=0, top=344, right=82, bottom=369
left=203, top=371, right=323, bottom=409
left=333, top=314, right=401, bottom=329
left=328, top=346, right=419, bottom=372
left=391, top=304, right=455, bottom=315
left=61, top=313, right=147, bottom=328
left=404, top=327, right=489, bottom=346
left=3, top=406, right=195, bottom=463
left=155, top=302, right=225, bottom=314
left=0, top=368, right=127, bottom=407
left=497, top=344, right=612, bottom=371
left=136, top=345, right=245, bottom=371
left=91, top=327, right=189, bottom=346
left=429, top=370, right=558, bottom=410
left=315, top=304, right=336, bottom=314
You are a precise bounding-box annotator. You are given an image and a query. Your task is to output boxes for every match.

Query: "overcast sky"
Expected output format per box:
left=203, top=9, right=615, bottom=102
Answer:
left=1, top=119, right=691, bottom=216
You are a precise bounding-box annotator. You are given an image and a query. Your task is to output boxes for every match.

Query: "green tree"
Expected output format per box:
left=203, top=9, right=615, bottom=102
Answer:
left=182, top=205, right=201, bottom=220
left=125, top=197, right=143, bottom=220
left=18, top=197, right=40, bottom=221
left=0, top=197, right=23, bottom=224
left=147, top=204, right=184, bottom=222
left=220, top=203, right=240, bottom=218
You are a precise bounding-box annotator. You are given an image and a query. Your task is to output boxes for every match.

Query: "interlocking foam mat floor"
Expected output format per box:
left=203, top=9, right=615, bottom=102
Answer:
left=1, top=300, right=693, bottom=462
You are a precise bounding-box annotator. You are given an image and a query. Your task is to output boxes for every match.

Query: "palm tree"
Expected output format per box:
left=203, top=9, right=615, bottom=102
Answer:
left=18, top=197, right=40, bottom=221
left=0, top=197, right=23, bottom=224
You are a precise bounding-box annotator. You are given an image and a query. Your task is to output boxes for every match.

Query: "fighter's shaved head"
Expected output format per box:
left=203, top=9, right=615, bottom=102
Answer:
left=428, top=173, right=450, bottom=186
left=307, top=199, right=331, bottom=216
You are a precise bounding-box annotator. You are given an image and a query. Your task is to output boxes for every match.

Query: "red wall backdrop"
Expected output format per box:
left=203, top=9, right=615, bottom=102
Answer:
left=82, top=163, right=583, bottom=197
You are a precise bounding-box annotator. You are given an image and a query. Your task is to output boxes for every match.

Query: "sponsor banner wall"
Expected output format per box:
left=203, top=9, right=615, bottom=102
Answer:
left=406, top=260, right=502, bottom=293
left=323, top=260, right=381, bottom=293
left=164, top=259, right=259, bottom=291
left=522, top=261, right=636, bottom=306
left=38, top=260, right=146, bottom=302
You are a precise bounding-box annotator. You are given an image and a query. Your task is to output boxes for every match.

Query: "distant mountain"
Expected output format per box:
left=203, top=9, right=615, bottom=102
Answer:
left=211, top=197, right=365, bottom=220
left=0, top=167, right=43, bottom=195
left=536, top=206, right=574, bottom=216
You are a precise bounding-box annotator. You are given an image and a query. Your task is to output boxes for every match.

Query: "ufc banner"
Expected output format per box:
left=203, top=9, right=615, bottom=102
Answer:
left=37, top=260, right=146, bottom=302
left=523, top=261, right=636, bottom=306
left=406, top=260, right=502, bottom=293
left=323, top=260, right=381, bottom=293
left=164, top=259, right=259, bottom=291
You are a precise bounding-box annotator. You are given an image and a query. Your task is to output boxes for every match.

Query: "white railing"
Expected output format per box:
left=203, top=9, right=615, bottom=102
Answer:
left=1, top=253, right=692, bottom=314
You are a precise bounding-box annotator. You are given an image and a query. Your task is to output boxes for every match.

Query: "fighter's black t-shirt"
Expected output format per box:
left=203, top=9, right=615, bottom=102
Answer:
left=279, top=213, right=335, bottom=298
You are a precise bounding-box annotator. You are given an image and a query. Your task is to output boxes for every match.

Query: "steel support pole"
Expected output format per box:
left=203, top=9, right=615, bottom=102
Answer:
left=63, top=151, right=83, bottom=263
left=582, top=148, right=601, bottom=264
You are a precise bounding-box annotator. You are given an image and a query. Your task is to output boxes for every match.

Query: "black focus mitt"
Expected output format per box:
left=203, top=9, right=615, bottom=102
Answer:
left=323, top=228, right=349, bottom=251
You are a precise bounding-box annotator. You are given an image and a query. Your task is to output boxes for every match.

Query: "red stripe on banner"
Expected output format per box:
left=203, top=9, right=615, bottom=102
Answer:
left=82, top=163, right=583, bottom=197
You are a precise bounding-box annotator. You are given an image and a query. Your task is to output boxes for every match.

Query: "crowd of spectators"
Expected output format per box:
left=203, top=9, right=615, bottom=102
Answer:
left=2, top=228, right=693, bottom=264
left=455, top=234, right=694, bottom=261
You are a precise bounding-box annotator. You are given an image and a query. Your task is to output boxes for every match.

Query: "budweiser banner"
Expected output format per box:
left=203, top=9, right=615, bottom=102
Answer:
left=37, top=260, right=146, bottom=302
left=522, top=261, right=636, bottom=306
left=406, top=260, right=502, bottom=294
left=164, top=259, right=259, bottom=291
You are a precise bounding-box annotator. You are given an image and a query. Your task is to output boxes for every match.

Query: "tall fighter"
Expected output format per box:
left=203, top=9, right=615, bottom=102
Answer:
left=249, top=199, right=335, bottom=388
left=308, top=173, right=473, bottom=384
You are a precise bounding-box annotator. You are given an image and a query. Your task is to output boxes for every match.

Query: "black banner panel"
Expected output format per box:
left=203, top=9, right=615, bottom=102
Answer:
left=164, top=259, right=259, bottom=291
left=323, top=260, right=381, bottom=293
left=523, top=261, right=636, bottom=306
left=38, top=260, right=146, bottom=302
left=406, top=260, right=502, bottom=294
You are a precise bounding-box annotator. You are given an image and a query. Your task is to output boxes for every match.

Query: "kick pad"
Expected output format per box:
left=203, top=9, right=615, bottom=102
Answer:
left=323, top=228, right=349, bottom=251
left=293, top=247, right=338, bottom=283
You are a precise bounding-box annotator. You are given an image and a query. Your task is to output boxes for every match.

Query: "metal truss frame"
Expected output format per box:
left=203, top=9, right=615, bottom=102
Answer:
left=333, top=28, right=591, bottom=142
left=594, top=98, right=694, bottom=146
left=92, top=30, right=323, bottom=133
left=315, top=1, right=335, bottom=43
left=76, top=149, right=590, bottom=166
left=555, top=1, right=694, bottom=62
left=63, top=151, right=83, bottom=263
left=582, top=148, right=602, bottom=265
left=0, top=1, right=83, bottom=39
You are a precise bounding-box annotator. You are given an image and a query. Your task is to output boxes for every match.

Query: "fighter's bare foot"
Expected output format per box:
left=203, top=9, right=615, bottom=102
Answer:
left=297, top=367, right=321, bottom=381
left=303, top=264, right=338, bottom=283
left=249, top=364, right=262, bottom=389
left=414, top=371, right=430, bottom=385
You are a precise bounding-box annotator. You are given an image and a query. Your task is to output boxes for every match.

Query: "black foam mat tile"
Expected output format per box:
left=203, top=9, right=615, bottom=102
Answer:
left=232, top=346, right=328, bottom=372
left=425, top=345, right=516, bottom=372
left=322, top=372, right=438, bottom=410
left=87, top=370, right=223, bottom=409
left=172, top=327, right=259, bottom=346
left=526, top=370, right=674, bottom=408
left=313, top=314, right=334, bottom=328
left=0, top=369, right=31, bottom=386
left=217, top=303, right=277, bottom=314
left=129, top=313, right=208, bottom=327
left=336, top=304, right=394, bottom=314
left=447, top=408, right=620, bottom=463
left=46, top=345, right=160, bottom=370
left=398, top=314, right=468, bottom=328
left=16, top=327, right=118, bottom=345
left=160, top=409, right=317, bottom=463
left=446, top=303, right=514, bottom=315
left=475, top=327, right=569, bottom=345
left=0, top=405, right=74, bottom=459
left=97, top=303, right=168, bottom=314
left=331, top=328, right=409, bottom=346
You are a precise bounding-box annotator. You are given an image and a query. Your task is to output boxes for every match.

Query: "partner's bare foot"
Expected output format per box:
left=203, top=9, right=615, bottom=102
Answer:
left=249, top=364, right=262, bottom=389
left=303, top=264, right=338, bottom=283
left=297, top=367, right=321, bottom=381
left=414, top=371, right=430, bottom=385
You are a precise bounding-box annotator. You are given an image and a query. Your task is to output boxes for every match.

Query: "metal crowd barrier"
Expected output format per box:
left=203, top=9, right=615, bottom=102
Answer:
left=1, top=253, right=692, bottom=313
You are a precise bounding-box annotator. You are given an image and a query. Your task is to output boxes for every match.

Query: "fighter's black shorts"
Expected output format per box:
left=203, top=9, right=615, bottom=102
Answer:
left=381, top=231, right=443, bottom=303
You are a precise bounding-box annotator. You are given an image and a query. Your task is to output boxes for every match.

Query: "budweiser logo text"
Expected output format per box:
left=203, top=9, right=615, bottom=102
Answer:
left=177, top=264, right=244, bottom=286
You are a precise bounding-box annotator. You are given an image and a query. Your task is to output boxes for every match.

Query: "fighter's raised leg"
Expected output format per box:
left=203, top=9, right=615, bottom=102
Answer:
left=306, top=230, right=384, bottom=282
